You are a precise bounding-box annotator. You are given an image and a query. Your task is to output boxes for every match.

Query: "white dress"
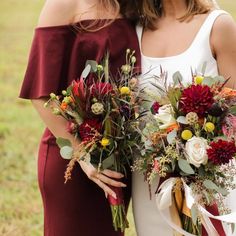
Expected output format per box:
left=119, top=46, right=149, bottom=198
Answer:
left=132, top=10, right=236, bottom=236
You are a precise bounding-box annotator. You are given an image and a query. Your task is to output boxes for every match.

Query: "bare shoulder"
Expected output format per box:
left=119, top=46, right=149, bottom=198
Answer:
left=211, top=13, right=236, bottom=51
left=38, top=0, right=78, bottom=27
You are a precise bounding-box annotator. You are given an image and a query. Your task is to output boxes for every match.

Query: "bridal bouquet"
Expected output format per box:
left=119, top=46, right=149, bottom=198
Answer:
left=45, top=50, right=144, bottom=232
left=133, top=70, right=236, bottom=235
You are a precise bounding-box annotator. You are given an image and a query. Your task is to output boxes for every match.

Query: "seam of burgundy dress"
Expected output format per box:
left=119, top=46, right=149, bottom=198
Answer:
left=42, top=141, right=50, bottom=235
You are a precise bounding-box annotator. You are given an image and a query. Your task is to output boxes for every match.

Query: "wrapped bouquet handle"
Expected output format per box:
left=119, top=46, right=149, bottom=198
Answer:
left=107, top=186, right=129, bottom=232
left=156, top=178, right=236, bottom=236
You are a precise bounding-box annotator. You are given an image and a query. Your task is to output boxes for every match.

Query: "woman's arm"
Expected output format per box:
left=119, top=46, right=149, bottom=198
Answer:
left=31, top=0, right=126, bottom=199
left=212, top=14, right=236, bottom=88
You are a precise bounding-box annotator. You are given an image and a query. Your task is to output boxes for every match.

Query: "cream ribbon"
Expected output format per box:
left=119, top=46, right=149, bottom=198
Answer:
left=156, top=177, right=236, bottom=236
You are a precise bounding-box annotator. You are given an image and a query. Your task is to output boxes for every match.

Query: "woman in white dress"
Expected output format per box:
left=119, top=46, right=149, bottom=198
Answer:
left=132, top=0, right=236, bottom=235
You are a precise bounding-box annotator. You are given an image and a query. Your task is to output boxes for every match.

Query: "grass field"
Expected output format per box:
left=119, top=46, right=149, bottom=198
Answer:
left=0, top=1, right=236, bottom=235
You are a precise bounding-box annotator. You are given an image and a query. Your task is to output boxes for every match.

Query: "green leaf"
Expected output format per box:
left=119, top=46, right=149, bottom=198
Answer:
left=60, top=146, right=73, bottom=160
left=217, top=187, right=228, bottom=196
left=178, top=159, right=195, bottom=175
left=202, top=75, right=225, bottom=87
left=198, top=165, right=205, bottom=177
left=173, top=71, right=183, bottom=86
left=82, top=64, right=92, bottom=78
left=167, top=129, right=177, bottom=144
left=56, top=137, right=72, bottom=148
left=86, top=60, right=98, bottom=72
left=177, top=116, right=188, bottom=124
left=102, top=154, right=115, bottom=169
left=191, top=205, right=198, bottom=225
left=203, top=179, right=218, bottom=190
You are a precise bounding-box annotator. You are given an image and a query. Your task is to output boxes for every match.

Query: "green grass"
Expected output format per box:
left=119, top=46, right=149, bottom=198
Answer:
left=0, top=0, right=235, bottom=235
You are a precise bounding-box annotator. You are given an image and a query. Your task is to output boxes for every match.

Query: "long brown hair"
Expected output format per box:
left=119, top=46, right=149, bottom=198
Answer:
left=74, top=0, right=140, bottom=32
left=133, top=0, right=216, bottom=29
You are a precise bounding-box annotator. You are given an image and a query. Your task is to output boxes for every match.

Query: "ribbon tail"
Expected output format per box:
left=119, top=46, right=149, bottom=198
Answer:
left=170, top=192, right=183, bottom=236
left=201, top=214, right=220, bottom=236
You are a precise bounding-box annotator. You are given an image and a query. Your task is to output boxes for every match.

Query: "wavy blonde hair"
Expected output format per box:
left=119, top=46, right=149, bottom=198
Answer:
left=136, top=0, right=218, bottom=29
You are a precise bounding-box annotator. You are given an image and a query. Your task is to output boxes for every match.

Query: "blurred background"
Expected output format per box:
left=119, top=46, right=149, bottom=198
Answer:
left=0, top=0, right=235, bottom=235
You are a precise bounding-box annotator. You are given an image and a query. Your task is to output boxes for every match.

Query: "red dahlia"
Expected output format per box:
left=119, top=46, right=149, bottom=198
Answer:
left=207, top=139, right=236, bottom=165
left=180, top=85, right=214, bottom=117
left=91, top=82, right=113, bottom=97
left=79, top=118, right=102, bottom=142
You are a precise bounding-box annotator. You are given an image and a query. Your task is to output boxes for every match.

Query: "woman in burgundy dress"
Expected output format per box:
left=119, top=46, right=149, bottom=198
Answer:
left=19, top=0, right=140, bottom=235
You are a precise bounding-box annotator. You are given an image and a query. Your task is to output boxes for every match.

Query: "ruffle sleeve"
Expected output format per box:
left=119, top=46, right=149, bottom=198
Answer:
left=19, top=26, right=75, bottom=99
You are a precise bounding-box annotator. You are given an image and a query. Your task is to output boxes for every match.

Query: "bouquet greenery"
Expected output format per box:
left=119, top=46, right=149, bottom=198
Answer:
left=133, top=69, right=236, bottom=235
left=45, top=49, right=145, bottom=232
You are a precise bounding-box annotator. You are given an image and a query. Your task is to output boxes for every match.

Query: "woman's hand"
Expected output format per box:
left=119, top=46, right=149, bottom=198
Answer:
left=79, top=160, right=126, bottom=199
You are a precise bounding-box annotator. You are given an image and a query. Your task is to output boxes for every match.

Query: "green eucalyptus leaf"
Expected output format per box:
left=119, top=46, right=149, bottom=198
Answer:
left=102, top=154, right=115, bottom=169
left=56, top=137, right=72, bottom=148
left=86, top=60, right=98, bottom=72
left=203, top=179, right=218, bottom=190
left=60, top=146, right=73, bottom=160
left=82, top=64, right=92, bottom=78
left=191, top=205, right=198, bottom=225
left=202, top=75, right=225, bottom=87
left=178, top=159, right=195, bottom=175
left=173, top=71, right=183, bottom=86
left=167, top=129, right=177, bottom=144
left=217, top=187, right=228, bottom=196
left=198, top=165, right=205, bottom=177
left=177, top=116, right=188, bottom=124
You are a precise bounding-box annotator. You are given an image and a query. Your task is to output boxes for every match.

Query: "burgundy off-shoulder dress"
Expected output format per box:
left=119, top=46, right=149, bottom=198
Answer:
left=19, top=19, right=140, bottom=236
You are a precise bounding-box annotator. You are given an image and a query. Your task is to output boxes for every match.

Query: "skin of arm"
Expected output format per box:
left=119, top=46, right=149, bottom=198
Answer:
left=211, top=14, right=236, bottom=89
left=31, top=0, right=126, bottom=199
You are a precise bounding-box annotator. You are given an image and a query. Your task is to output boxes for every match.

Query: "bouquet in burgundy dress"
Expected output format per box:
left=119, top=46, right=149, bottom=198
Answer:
left=45, top=49, right=145, bottom=232
left=132, top=70, right=236, bottom=236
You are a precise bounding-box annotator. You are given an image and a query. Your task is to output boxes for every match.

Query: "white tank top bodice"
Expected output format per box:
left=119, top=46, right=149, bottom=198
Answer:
left=137, top=10, right=228, bottom=85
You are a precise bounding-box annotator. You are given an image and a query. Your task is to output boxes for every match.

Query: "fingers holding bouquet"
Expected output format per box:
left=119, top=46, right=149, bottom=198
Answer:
left=79, top=160, right=126, bottom=199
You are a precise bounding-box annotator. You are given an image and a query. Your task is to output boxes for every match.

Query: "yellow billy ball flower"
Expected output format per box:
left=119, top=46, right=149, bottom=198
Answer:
left=181, top=130, right=193, bottom=140
left=204, top=122, right=215, bottom=132
left=194, top=76, right=204, bottom=85
left=100, top=138, right=110, bottom=148
left=120, top=86, right=131, bottom=95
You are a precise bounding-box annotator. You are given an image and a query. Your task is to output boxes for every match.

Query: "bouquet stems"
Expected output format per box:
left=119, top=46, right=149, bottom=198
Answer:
left=107, top=186, right=129, bottom=232
left=172, top=188, right=201, bottom=236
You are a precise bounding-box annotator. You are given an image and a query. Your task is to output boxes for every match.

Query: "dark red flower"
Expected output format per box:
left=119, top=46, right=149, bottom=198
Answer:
left=151, top=102, right=160, bottom=114
left=207, top=139, right=236, bottom=165
left=180, top=85, right=214, bottom=117
left=120, top=105, right=132, bottom=120
left=90, top=82, right=113, bottom=97
left=79, top=119, right=102, bottom=141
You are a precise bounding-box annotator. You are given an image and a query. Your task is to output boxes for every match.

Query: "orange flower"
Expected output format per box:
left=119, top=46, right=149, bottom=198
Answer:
left=60, top=102, right=68, bottom=110
left=219, top=87, right=236, bottom=98
left=166, top=123, right=179, bottom=133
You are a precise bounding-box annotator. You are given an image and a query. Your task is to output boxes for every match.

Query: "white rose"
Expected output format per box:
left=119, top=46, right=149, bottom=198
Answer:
left=185, top=137, right=208, bottom=168
left=154, top=104, right=176, bottom=129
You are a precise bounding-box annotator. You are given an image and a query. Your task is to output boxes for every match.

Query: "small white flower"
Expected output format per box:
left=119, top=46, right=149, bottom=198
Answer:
left=185, top=136, right=208, bottom=168
left=154, top=104, right=176, bottom=129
